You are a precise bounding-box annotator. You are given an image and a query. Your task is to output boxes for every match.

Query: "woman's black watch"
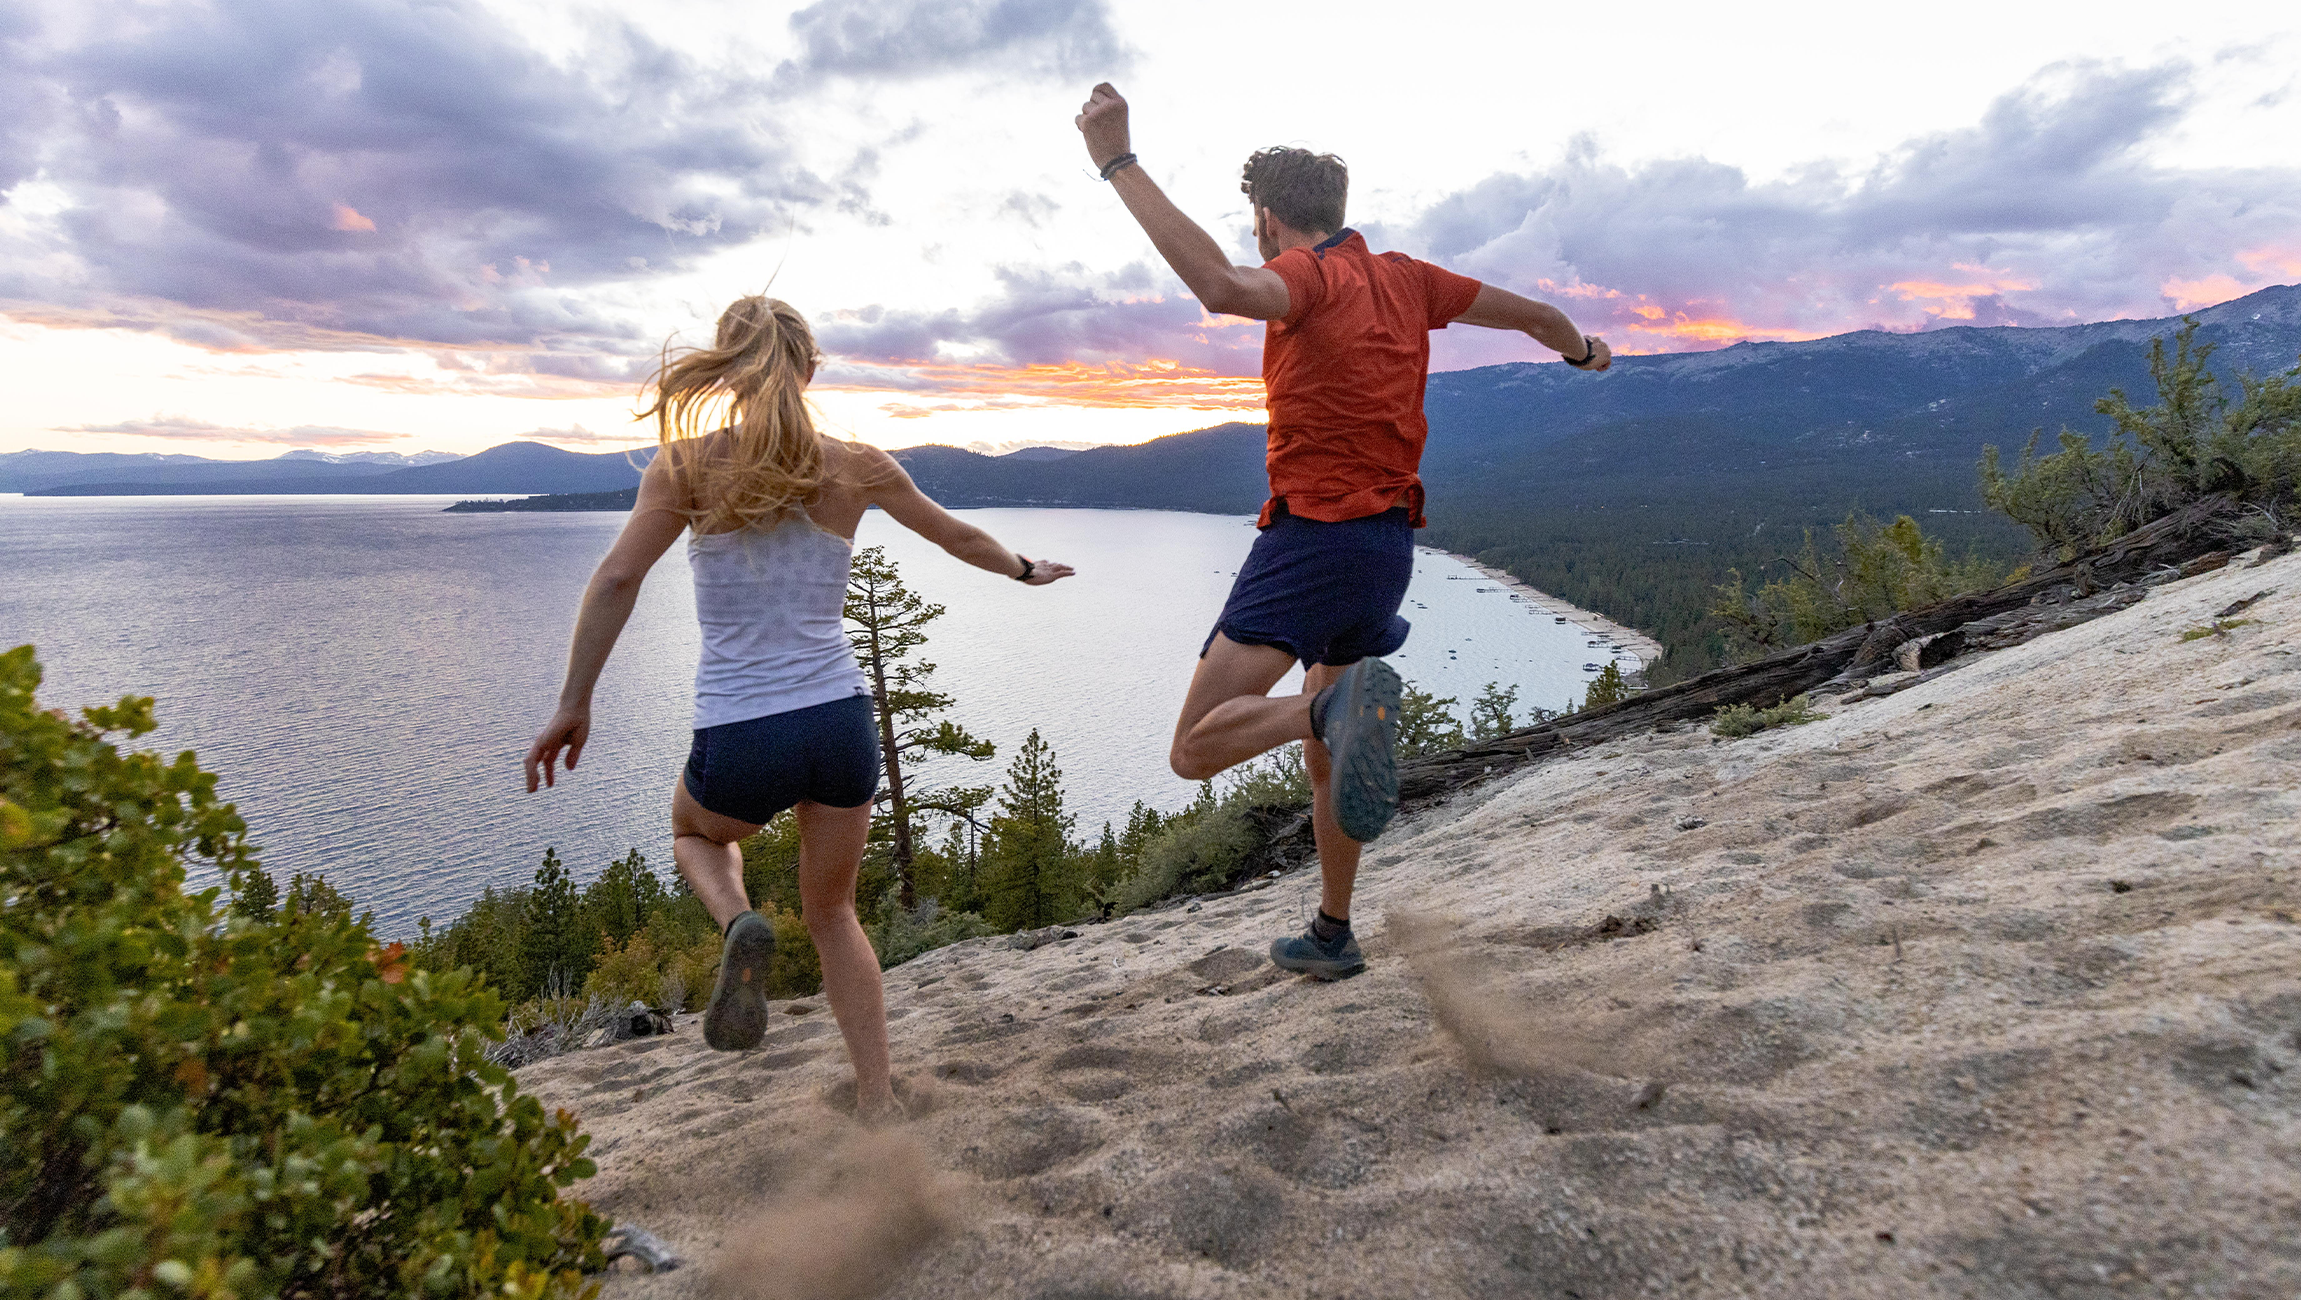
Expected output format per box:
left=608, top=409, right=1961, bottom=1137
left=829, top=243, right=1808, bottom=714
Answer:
left=1565, top=335, right=1603, bottom=369
left=1013, top=555, right=1035, bottom=582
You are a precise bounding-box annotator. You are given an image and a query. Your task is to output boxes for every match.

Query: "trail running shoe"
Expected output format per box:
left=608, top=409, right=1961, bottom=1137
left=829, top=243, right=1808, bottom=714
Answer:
left=1270, top=926, right=1366, bottom=981
left=1324, top=657, right=1403, bottom=842
left=703, top=910, right=775, bottom=1051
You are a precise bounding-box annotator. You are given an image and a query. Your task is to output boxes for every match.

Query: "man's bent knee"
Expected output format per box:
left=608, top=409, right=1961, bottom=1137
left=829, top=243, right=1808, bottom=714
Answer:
left=1169, top=735, right=1226, bottom=782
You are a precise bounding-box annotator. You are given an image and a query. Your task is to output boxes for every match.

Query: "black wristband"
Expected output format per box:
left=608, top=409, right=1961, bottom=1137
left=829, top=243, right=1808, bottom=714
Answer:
left=1098, top=152, right=1139, bottom=182
left=1566, top=335, right=1601, bottom=368
left=1013, top=555, right=1035, bottom=582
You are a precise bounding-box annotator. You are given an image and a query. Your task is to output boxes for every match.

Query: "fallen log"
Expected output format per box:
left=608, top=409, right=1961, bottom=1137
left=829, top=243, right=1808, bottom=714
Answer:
left=1227, top=494, right=2253, bottom=879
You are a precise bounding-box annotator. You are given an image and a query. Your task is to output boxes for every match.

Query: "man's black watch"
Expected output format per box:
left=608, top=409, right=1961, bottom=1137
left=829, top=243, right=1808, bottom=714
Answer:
left=1565, top=335, right=1603, bottom=369
left=1014, top=555, right=1035, bottom=582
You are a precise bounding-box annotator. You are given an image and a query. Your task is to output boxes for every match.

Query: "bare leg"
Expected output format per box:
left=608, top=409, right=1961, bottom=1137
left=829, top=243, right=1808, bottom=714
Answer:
left=792, top=800, right=894, bottom=1121
left=671, top=779, right=759, bottom=929
left=1299, top=662, right=1361, bottom=920
left=1170, top=634, right=1314, bottom=781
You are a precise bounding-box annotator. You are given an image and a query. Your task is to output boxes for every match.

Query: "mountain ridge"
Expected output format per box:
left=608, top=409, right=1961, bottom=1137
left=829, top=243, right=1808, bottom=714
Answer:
left=20, top=441, right=653, bottom=496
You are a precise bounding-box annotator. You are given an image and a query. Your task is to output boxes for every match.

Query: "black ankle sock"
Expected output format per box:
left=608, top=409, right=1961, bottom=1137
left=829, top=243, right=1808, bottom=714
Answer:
left=1310, top=909, right=1350, bottom=943
left=1309, top=683, right=1339, bottom=742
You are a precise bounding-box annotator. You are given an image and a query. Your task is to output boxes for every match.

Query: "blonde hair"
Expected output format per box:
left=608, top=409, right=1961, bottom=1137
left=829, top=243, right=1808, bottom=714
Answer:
left=642, top=295, right=826, bottom=535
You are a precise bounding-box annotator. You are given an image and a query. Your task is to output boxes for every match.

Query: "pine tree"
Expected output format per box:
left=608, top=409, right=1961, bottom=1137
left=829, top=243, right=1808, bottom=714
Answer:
left=280, top=871, right=351, bottom=921
left=230, top=863, right=280, bottom=922
left=981, top=729, right=1077, bottom=932
left=915, top=783, right=993, bottom=913
left=845, top=546, right=995, bottom=908
left=1470, top=681, right=1519, bottom=740
left=581, top=848, right=664, bottom=949
left=1584, top=662, right=1633, bottom=708
left=1394, top=682, right=1465, bottom=758
left=518, top=848, right=589, bottom=999
left=1119, top=800, right=1165, bottom=863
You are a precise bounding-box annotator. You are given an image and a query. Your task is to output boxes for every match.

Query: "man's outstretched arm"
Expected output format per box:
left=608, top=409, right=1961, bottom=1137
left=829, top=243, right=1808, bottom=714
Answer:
left=1076, top=83, right=1290, bottom=321
left=1453, top=284, right=1612, bottom=370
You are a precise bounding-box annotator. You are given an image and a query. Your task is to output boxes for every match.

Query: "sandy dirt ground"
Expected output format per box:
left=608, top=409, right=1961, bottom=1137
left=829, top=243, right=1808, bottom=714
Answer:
left=525, top=549, right=2301, bottom=1299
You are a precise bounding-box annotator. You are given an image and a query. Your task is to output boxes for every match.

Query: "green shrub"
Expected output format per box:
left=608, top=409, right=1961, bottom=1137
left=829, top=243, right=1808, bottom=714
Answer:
left=2179, top=618, right=2260, bottom=642
left=870, top=899, right=998, bottom=970
left=1711, top=694, right=1823, bottom=739
left=1712, top=514, right=2001, bottom=659
left=1981, top=321, right=2301, bottom=557
left=0, top=645, right=607, bottom=1298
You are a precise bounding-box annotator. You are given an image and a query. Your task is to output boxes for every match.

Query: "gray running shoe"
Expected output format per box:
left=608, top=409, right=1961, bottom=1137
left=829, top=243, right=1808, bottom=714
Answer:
left=703, top=910, right=775, bottom=1051
left=1323, top=657, right=1403, bottom=842
left=1270, top=927, right=1366, bottom=981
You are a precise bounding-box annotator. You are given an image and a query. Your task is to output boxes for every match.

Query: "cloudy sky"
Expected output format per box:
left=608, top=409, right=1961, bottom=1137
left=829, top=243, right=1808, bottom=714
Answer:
left=3, top=0, right=2298, bottom=460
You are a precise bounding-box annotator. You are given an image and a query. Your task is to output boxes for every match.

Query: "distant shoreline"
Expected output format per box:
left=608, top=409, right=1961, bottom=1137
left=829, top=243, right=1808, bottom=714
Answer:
left=1423, top=546, right=1663, bottom=672
left=443, top=487, right=639, bottom=513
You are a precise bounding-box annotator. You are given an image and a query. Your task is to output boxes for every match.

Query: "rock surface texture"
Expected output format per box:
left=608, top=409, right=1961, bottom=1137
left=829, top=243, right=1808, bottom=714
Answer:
left=524, top=549, right=2301, bottom=1299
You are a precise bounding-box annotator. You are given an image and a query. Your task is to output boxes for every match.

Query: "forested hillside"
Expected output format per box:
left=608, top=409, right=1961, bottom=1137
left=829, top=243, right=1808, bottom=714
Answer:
left=897, top=284, right=2301, bottom=679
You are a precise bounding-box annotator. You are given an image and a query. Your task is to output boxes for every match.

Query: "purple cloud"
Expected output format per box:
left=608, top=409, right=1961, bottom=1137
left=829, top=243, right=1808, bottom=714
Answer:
left=0, top=0, right=1132, bottom=365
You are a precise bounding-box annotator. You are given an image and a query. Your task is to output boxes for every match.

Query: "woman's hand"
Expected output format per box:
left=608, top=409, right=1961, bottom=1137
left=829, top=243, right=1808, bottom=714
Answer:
left=1019, top=556, right=1076, bottom=586
left=524, top=704, right=592, bottom=792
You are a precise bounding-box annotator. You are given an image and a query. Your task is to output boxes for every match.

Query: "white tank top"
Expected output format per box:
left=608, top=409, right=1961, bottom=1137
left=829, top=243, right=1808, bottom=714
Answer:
left=687, top=514, right=869, bottom=730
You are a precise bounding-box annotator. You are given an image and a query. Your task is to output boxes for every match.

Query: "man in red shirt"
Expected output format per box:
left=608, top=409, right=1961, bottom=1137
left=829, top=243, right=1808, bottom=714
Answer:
left=1076, top=83, right=1611, bottom=978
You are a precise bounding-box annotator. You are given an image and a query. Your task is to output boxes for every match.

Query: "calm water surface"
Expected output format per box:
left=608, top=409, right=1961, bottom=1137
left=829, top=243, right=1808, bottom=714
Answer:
left=0, top=495, right=1632, bottom=935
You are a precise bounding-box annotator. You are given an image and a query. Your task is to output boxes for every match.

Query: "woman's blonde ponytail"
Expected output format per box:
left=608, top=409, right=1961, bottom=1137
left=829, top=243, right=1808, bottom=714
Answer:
left=642, top=296, right=827, bottom=535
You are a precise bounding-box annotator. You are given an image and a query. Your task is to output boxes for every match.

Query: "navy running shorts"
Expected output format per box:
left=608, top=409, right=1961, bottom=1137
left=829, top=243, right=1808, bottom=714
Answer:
left=1203, top=507, right=1414, bottom=668
left=683, top=694, right=881, bottom=824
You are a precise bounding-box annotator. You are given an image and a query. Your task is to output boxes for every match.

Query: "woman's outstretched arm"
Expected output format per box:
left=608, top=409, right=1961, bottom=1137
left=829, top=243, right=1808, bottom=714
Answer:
left=863, top=446, right=1076, bottom=584
left=524, top=455, right=689, bottom=791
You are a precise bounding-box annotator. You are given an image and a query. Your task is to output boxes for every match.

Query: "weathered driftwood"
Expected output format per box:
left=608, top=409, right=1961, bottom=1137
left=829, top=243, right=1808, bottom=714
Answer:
left=1226, top=495, right=2254, bottom=880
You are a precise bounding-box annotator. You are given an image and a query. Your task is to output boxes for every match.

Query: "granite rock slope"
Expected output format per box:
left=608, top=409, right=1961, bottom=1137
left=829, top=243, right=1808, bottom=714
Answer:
left=525, top=546, right=2301, bottom=1300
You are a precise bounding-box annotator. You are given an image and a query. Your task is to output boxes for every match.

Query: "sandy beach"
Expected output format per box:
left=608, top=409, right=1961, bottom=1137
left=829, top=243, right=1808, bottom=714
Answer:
left=1426, top=546, right=1666, bottom=673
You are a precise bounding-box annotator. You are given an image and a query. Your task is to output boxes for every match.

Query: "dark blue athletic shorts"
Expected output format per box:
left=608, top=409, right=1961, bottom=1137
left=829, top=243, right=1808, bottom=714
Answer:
left=683, top=694, right=881, bottom=824
left=1204, top=507, right=1414, bottom=668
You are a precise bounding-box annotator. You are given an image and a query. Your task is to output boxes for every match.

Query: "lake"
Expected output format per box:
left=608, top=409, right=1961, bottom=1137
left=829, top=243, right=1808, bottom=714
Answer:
left=0, top=495, right=1636, bottom=935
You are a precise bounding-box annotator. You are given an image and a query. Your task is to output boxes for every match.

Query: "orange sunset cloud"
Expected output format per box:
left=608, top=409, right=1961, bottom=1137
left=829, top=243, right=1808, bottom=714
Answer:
left=820, top=358, right=1267, bottom=411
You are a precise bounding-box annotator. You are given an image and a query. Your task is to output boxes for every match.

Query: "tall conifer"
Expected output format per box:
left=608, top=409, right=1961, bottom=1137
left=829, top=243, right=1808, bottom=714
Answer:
left=982, top=729, right=1077, bottom=931
left=845, top=546, right=994, bottom=908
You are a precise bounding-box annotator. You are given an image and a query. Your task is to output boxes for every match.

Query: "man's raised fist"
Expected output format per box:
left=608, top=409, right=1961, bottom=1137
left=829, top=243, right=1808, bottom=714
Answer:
left=1076, top=82, right=1131, bottom=169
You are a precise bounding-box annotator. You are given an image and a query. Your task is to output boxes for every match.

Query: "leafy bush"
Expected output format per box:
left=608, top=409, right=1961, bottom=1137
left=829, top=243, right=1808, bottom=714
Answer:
left=870, top=898, right=998, bottom=969
left=582, top=932, right=669, bottom=1007
left=1710, top=694, right=1822, bottom=739
left=0, top=645, right=607, bottom=1298
left=1981, top=322, right=2301, bottom=557
left=1105, top=790, right=1265, bottom=915
left=1711, top=514, right=2001, bottom=659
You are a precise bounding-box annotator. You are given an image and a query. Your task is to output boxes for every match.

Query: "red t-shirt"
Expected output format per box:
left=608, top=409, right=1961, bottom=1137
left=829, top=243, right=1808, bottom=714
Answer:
left=1258, top=229, right=1482, bottom=527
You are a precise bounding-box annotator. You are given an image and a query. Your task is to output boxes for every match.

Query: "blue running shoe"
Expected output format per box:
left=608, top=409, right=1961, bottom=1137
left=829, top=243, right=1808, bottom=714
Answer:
left=703, top=910, right=775, bottom=1051
left=1270, top=926, right=1366, bottom=981
left=1323, top=657, right=1403, bottom=842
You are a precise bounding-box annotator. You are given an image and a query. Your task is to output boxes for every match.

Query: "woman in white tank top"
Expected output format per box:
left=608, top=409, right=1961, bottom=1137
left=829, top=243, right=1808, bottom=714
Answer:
left=523, top=296, right=1072, bottom=1119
